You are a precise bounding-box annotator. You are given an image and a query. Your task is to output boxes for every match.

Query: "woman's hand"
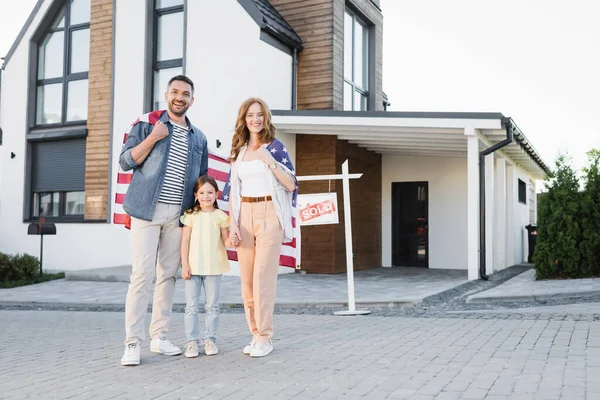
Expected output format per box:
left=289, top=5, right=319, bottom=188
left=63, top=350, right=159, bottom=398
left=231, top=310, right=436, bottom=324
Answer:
left=257, top=146, right=275, bottom=166
left=181, top=265, right=192, bottom=280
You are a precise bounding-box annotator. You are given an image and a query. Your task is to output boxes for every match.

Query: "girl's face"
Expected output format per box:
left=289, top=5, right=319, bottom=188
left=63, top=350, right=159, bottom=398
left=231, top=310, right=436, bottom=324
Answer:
left=245, top=102, right=264, bottom=135
left=195, top=182, right=217, bottom=211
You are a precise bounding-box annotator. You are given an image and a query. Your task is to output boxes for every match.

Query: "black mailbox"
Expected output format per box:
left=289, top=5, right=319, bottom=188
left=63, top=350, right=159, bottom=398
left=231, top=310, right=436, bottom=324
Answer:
left=27, top=222, right=57, bottom=235
left=27, top=220, right=56, bottom=274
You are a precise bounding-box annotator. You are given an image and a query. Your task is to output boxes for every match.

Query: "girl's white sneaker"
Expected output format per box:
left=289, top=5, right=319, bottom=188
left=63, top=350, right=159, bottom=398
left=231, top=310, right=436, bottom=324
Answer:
left=204, top=339, right=219, bottom=356
left=184, top=341, right=199, bottom=358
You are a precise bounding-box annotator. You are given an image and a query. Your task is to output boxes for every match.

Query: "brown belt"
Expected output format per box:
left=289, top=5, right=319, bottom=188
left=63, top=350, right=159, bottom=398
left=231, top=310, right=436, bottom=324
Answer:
left=241, top=195, right=272, bottom=203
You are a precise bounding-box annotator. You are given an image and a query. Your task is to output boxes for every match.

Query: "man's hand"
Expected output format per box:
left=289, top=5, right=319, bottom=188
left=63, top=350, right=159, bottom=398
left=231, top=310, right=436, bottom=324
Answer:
left=148, top=120, right=169, bottom=143
left=181, top=265, right=192, bottom=280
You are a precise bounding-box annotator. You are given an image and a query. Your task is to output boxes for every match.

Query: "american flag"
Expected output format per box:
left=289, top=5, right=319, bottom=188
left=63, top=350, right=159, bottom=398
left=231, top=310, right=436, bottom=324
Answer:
left=113, top=111, right=299, bottom=268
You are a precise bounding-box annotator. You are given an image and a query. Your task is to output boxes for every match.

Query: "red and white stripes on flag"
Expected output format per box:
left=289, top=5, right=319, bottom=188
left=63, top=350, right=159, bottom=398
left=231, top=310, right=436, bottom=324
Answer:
left=113, top=111, right=299, bottom=268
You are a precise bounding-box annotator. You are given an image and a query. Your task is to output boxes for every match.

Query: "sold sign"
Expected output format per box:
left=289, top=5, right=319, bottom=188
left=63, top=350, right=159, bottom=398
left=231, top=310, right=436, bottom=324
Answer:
left=297, top=193, right=339, bottom=226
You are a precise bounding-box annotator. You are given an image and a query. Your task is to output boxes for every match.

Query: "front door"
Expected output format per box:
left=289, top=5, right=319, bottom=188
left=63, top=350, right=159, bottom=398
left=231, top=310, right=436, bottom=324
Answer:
left=392, top=182, right=429, bottom=267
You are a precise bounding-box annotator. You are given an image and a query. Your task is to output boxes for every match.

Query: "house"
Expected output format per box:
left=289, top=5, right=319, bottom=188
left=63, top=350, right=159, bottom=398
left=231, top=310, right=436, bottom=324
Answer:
left=0, top=0, right=548, bottom=280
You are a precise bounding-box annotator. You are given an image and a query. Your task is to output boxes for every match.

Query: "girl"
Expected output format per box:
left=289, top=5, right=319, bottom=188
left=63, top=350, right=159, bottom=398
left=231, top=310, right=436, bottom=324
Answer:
left=180, top=175, right=237, bottom=358
left=228, top=98, right=297, bottom=358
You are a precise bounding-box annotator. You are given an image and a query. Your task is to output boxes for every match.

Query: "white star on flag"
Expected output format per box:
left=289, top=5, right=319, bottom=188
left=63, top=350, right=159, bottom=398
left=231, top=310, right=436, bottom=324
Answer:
left=270, top=148, right=277, bottom=154
left=282, top=158, right=288, bottom=164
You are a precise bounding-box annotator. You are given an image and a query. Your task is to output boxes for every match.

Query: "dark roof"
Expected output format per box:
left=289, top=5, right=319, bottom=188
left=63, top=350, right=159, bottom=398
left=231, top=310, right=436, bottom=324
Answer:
left=238, top=0, right=303, bottom=49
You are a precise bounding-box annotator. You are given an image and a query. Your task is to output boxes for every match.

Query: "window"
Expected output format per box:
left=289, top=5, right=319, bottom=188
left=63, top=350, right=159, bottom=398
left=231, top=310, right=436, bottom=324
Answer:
left=518, top=179, right=527, bottom=204
left=28, top=0, right=90, bottom=221
left=35, top=0, right=90, bottom=125
left=151, top=0, right=184, bottom=111
left=344, top=9, right=369, bottom=111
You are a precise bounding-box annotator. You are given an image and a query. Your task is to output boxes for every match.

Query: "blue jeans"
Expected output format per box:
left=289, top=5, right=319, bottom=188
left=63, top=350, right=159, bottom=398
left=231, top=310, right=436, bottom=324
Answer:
left=184, top=275, right=221, bottom=343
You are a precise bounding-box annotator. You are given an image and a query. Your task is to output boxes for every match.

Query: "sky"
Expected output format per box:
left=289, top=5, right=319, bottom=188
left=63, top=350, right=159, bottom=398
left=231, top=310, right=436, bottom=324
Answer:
left=381, top=0, right=600, bottom=179
left=1, top=0, right=599, bottom=182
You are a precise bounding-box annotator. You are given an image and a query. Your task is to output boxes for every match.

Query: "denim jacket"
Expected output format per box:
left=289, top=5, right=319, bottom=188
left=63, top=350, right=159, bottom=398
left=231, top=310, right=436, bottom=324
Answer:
left=119, top=110, right=208, bottom=222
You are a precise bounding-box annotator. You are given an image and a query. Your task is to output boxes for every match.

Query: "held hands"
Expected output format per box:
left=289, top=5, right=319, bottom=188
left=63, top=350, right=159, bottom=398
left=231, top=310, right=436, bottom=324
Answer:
left=149, top=120, right=169, bottom=143
left=228, top=226, right=241, bottom=248
left=181, top=265, right=192, bottom=280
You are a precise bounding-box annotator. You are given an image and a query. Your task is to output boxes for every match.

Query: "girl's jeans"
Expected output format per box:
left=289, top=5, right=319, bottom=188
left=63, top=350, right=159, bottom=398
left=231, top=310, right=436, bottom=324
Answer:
left=184, top=275, right=222, bottom=343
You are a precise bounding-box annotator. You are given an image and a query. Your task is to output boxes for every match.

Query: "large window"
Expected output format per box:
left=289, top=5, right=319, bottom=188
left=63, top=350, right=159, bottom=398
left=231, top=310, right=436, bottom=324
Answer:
left=344, top=9, right=369, bottom=111
left=36, top=0, right=90, bottom=125
left=28, top=0, right=90, bottom=221
left=151, top=0, right=184, bottom=110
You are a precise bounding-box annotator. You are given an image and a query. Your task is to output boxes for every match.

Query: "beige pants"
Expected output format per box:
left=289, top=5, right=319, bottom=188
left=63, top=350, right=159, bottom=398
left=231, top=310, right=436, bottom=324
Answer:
left=124, top=202, right=182, bottom=344
left=237, top=200, right=284, bottom=343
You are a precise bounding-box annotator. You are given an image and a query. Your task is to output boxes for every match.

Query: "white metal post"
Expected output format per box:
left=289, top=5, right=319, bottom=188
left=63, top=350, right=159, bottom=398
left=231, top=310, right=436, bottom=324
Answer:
left=333, top=160, right=370, bottom=316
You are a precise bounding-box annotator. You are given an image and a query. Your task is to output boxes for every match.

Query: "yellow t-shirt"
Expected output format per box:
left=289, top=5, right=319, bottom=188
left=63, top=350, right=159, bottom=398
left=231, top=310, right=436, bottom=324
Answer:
left=180, top=209, right=230, bottom=276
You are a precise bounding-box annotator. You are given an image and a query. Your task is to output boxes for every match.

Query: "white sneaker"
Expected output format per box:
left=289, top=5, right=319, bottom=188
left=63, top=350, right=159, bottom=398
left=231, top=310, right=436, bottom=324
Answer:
left=243, top=339, right=256, bottom=355
left=204, top=339, right=219, bottom=356
left=121, top=343, right=140, bottom=366
left=250, top=340, right=273, bottom=358
left=184, top=341, right=199, bottom=358
left=150, top=336, right=182, bottom=356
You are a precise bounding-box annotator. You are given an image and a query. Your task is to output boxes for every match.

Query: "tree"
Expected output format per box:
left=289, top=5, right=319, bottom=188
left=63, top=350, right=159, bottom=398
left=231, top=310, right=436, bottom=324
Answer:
left=534, top=153, right=582, bottom=278
left=579, top=149, right=600, bottom=276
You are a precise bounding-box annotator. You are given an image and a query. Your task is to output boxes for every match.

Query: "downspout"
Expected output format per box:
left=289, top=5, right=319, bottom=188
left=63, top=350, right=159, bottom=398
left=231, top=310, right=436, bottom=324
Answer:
left=479, top=117, right=513, bottom=280
left=291, top=46, right=299, bottom=110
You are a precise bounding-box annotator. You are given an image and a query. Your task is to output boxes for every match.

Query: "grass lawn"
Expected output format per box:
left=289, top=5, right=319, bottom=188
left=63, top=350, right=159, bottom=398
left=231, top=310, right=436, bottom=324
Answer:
left=0, top=272, right=65, bottom=289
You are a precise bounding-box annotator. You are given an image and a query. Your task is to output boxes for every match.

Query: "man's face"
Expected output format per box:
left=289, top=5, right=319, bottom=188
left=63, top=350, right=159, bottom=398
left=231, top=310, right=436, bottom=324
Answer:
left=165, top=80, right=194, bottom=117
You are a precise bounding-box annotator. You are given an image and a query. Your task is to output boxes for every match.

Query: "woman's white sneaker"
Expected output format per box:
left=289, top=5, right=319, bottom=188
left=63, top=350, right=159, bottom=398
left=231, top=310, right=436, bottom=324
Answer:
left=250, top=340, right=273, bottom=358
left=150, top=336, right=182, bottom=356
left=121, top=343, right=140, bottom=366
left=243, top=339, right=256, bottom=355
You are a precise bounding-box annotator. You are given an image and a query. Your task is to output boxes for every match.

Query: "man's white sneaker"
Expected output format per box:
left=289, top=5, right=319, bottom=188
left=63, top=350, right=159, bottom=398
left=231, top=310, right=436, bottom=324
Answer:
left=250, top=340, right=273, bottom=358
left=243, top=339, right=256, bottom=355
left=121, top=343, right=140, bottom=366
left=150, top=336, right=182, bottom=356
left=184, top=341, right=199, bottom=358
left=204, top=339, right=219, bottom=356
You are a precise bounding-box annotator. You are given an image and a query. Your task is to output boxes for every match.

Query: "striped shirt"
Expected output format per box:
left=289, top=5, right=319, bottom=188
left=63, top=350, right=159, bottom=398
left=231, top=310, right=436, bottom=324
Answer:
left=158, top=121, right=189, bottom=204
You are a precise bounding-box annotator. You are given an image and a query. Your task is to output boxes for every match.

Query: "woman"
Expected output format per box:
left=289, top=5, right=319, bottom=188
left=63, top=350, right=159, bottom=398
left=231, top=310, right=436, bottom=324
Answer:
left=228, top=97, right=297, bottom=358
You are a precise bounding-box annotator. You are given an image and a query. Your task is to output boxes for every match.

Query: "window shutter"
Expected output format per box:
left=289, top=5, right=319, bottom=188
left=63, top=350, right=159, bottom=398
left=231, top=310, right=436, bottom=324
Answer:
left=32, top=138, right=86, bottom=192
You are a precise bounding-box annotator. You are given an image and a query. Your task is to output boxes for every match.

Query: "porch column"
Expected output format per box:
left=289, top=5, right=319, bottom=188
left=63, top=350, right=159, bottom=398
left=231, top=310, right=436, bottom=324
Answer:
left=494, top=158, right=507, bottom=271
left=465, top=127, right=479, bottom=280
left=485, top=153, right=495, bottom=274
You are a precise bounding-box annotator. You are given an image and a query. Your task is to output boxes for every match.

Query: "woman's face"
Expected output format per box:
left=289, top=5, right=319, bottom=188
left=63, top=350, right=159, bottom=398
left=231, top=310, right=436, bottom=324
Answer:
left=245, top=102, right=264, bottom=135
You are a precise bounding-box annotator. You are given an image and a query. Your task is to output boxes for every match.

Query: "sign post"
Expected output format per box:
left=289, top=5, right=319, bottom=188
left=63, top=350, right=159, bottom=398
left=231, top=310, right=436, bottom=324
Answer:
left=297, top=160, right=370, bottom=316
left=27, top=218, right=56, bottom=274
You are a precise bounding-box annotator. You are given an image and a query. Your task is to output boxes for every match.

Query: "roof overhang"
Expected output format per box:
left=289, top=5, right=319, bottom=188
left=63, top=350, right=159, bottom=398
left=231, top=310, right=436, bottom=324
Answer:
left=272, top=110, right=550, bottom=180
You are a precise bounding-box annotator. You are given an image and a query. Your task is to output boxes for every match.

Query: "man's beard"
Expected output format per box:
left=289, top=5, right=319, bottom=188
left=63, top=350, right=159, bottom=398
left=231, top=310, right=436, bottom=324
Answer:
left=168, top=101, right=189, bottom=117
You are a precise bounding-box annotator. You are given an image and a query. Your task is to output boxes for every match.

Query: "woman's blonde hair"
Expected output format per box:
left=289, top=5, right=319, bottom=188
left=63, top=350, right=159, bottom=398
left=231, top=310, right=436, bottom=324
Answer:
left=230, top=97, right=276, bottom=161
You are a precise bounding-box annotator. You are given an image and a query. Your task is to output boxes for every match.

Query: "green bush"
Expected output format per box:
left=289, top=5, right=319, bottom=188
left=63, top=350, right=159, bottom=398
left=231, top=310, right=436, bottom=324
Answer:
left=534, top=154, right=583, bottom=278
left=0, top=252, right=40, bottom=282
left=580, top=149, right=600, bottom=276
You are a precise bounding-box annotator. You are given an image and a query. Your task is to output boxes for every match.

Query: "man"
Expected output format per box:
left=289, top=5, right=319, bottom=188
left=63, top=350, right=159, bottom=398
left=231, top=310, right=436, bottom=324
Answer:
left=119, top=75, right=208, bottom=366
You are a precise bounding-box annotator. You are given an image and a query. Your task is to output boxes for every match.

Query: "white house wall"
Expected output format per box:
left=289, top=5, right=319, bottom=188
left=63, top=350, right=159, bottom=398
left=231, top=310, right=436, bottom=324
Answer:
left=512, top=165, right=535, bottom=265
left=185, top=0, right=293, bottom=158
left=0, top=0, right=294, bottom=272
left=382, top=155, right=468, bottom=270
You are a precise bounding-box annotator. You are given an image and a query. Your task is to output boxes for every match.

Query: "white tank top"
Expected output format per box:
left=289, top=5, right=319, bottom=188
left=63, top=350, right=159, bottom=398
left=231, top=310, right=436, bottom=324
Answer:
left=239, top=159, right=271, bottom=197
